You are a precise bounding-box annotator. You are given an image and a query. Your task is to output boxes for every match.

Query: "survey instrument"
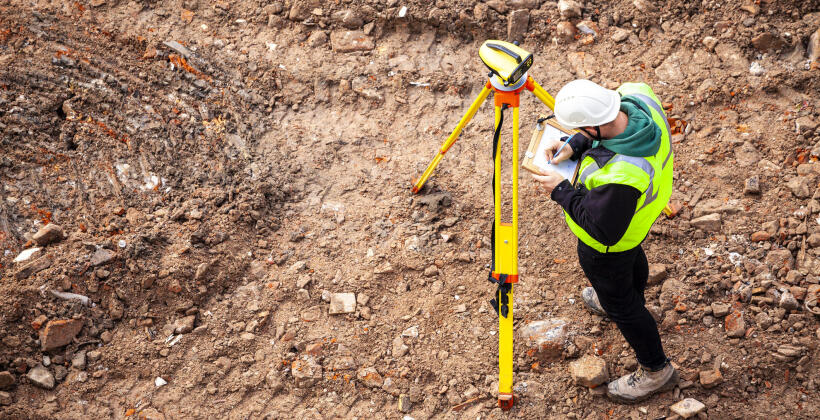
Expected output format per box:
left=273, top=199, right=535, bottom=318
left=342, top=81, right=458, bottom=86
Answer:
left=411, top=40, right=555, bottom=410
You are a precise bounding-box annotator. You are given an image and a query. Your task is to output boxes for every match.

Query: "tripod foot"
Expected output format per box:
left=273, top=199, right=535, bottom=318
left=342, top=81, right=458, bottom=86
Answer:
left=498, top=393, right=514, bottom=411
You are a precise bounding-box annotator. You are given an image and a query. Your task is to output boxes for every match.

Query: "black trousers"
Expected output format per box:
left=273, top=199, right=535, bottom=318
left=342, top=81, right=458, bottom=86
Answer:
left=577, top=241, right=668, bottom=370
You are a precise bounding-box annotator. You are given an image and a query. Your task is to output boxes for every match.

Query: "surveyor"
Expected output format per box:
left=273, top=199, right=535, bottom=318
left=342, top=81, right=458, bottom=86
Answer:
left=531, top=79, right=676, bottom=403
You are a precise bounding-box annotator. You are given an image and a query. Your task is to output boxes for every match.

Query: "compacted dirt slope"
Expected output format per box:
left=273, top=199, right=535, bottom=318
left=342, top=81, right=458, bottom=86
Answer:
left=1, top=0, right=820, bottom=419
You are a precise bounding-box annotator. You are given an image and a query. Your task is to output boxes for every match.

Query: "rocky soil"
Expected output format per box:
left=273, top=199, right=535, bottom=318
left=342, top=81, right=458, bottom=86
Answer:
left=1, top=0, right=820, bottom=419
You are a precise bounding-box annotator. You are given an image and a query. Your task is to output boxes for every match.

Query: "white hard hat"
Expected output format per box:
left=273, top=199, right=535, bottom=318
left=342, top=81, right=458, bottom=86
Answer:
left=553, top=79, right=621, bottom=129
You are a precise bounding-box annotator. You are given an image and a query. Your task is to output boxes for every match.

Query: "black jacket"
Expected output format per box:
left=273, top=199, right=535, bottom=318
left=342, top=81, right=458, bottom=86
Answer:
left=550, top=134, right=641, bottom=248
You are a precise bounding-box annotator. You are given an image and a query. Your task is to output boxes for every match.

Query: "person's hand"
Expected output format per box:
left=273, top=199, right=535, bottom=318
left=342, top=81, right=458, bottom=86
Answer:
left=544, top=136, right=575, bottom=164
left=531, top=168, right=565, bottom=194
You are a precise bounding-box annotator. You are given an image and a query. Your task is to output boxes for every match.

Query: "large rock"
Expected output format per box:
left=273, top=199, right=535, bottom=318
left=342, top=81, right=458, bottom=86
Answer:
left=26, top=365, right=54, bottom=390
left=691, top=213, right=721, bottom=232
left=670, top=398, right=706, bottom=419
left=507, top=9, right=529, bottom=42
left=796, top=116, right=818, bottom=135
left=32, top=223, right=64, bottom=246
left=329, top=293, right=356, bottom=314
left=330, top=31, right=374, bottom=53
left=569, top=355, right=608, bottom=387
left=520, top=318, right=568, bottom=362
left=39, top=318, right=84, bottom=351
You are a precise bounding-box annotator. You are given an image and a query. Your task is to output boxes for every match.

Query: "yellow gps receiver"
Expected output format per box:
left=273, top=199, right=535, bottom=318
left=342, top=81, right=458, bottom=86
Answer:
left=479, top=40, right=533, bottom=86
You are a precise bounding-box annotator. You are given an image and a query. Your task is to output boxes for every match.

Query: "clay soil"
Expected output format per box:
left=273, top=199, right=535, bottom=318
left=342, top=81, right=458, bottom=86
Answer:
left=1, top=0, right=820, bottom=419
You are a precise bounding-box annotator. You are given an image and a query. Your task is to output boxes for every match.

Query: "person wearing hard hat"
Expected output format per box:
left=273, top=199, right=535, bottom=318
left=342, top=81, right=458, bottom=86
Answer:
left=532, top=79, right=676, bottom=403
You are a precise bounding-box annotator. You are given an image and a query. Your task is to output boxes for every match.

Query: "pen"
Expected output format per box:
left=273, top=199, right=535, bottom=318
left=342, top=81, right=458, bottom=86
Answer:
left=548, top=136, right=570, bottom=164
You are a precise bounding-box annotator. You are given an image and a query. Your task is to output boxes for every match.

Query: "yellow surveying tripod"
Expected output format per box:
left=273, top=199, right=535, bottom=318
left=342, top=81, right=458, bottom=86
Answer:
left=411, top=40, right=555, bottom=410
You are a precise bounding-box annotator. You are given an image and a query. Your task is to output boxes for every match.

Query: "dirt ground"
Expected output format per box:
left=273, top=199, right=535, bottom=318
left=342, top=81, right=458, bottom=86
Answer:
left=1, top=0, right=820, bottom=419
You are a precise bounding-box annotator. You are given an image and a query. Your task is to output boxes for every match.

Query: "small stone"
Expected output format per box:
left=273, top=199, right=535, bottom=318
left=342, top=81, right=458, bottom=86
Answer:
left=611, top=27, right=630, bottom=43
left=306, top=31, right=327, bottom=48
left=32, top=223, right=64, bottom=246
left=392, top=336, right=409, bottom=357
left=39, top=318, right=84, bottom=351
left=691, top=213, right=721, bottom=232
left=0, top=371, right=14, bottom=390
left=750, top=231, right=770, bottom=242
left=787, top=177, right=812, bottom=198
left=291, top=355, right=323, bottom=387
left=301, top=306, right=321, bottom=322
left=755, top=312, right=773, bottom=329
left=710, top=302, right=730, bottom=318
left=87, top=350, right=101, bottom=363
left=569, top=355, right=609, bottom=387
left=402, top=326, right=419, bottom=338
left=744, top=176, right=760, bottom=195
left=724, top=311, right=745, bottom=338
left=423, top=265, right=438, bottom=277
left=100, top=330, right=113, bottom=343
left=779, top=291, right=799, bottom=311
left=648, top=264, right=668, bottom=285
left=0, top=391, right=10, bottom=405
left=555, top=21, right=577, bottom=44
left=174, top=315, right=196, bottom=334
left=398, top=394, right=412, bottom=413
left=670, top=398, right=706, bottom=419
left=751, top=32, right=784, bottom=52
left=72, top=351, right=87, bottom=370
left=557, top=0, right=582, bottom=19
left=90, top=248, right=115, bottom=266
left=699, top=369, right=723, bottom=389
left=454, top=304, right=467, bottom=313
left=702, top=36, right=718, bottom=51
left=356, top=367, right=383, bottom=388
left=26, top=365, right=54, bottom=390
left=330, top=30, right=374, bottom=53
left=329, top=293, right=356, bottom=314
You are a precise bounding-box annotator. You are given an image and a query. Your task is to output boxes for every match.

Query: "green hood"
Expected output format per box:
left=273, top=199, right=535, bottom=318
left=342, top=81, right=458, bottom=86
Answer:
left=593, top=96, right=661, bottom=157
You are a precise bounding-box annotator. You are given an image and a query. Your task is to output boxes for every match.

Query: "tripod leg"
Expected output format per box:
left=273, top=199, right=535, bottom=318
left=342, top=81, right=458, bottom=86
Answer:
left=411, top=83, right=492, bottom=193
left=493, top=105, right=519, bottom=410
left=526, top=77, right=556, bottom=110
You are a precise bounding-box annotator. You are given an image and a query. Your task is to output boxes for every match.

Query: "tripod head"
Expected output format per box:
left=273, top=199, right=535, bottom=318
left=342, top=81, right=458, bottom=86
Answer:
left=479, top=40, right=533, bottom=87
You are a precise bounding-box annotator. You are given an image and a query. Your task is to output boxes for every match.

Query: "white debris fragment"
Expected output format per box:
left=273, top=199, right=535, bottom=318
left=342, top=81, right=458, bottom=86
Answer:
left=118, top=240, right=127, bottom=248
left=14, top=247, right=41, bottom=263
left=409, top=81, right=430, bottom=87
left=155, top=377, right=167, bottom=387
left=266, top=42, right=277, bottom=51
left=50, top=290, right=91, bottom=306
left=749, top=61, right=765, bottom=76
left=398, top=6, right=408, bottom=18
left=728, top=252, right=743, bottom=266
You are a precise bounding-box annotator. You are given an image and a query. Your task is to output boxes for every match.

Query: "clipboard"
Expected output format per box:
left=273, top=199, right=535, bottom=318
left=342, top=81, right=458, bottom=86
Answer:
left=522, top=116, right=582, bottom=184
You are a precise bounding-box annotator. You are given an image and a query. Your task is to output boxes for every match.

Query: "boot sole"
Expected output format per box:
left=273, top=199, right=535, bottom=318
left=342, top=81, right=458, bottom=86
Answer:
left=606, top=370, right=680, bottom=404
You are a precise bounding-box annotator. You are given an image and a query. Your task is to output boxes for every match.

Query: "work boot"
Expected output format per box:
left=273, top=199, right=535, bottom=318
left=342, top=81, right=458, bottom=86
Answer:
left=606, top=362, right=679, bottom=404
left=581, top=287, right=606, bottom=316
